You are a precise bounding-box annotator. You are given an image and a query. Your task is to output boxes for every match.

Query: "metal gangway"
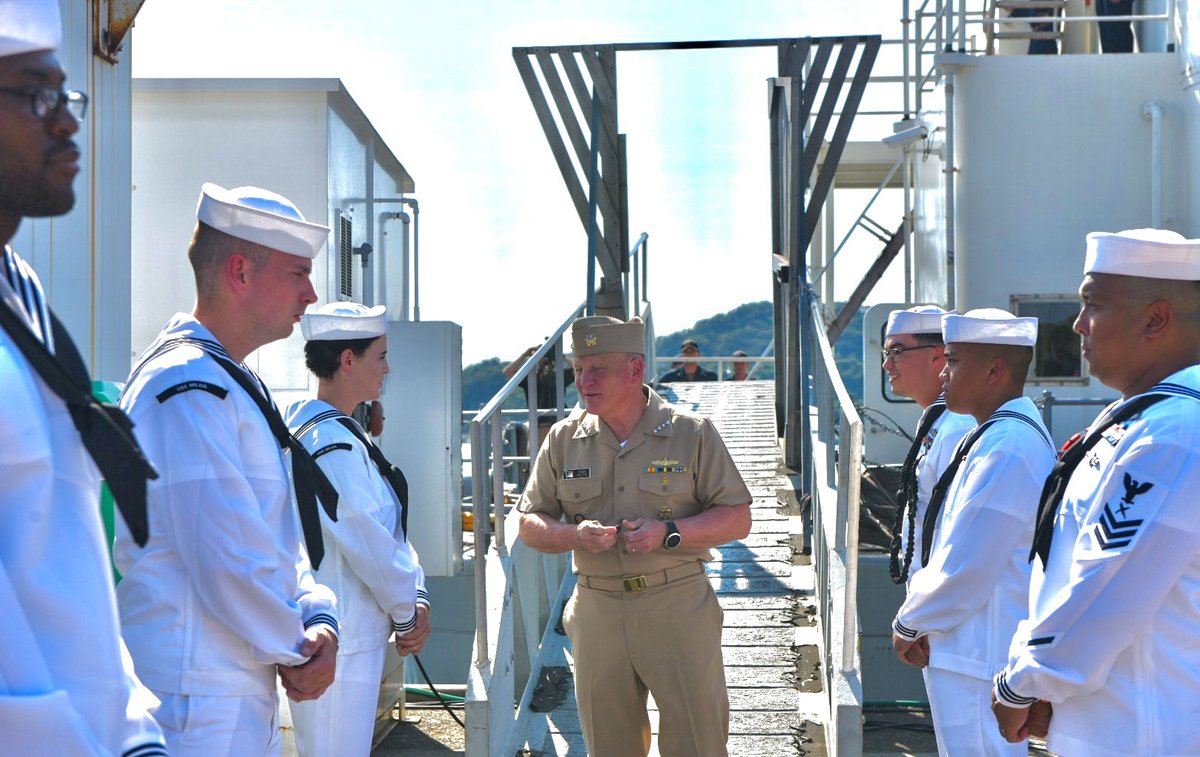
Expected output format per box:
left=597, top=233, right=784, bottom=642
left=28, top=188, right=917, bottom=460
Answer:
left=463, top=299, right=863, bottom=755
left=463, top=29, right=882, bottom=757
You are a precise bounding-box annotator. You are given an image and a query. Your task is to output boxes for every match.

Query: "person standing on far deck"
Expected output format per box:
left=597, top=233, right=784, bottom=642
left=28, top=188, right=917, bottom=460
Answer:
left=891, top=309, right=1055, bottom=756
left=729, top=349, right=751, bottom=380
left=115, top=183, right=340, bottom=755
left=518, top=315, right=752, bottom=756
left=992, top=229, right=1200, bottom=756
left=882, top=306, right=973, bottom=590
left=658, top=337, right=718, bottom=382
left=0, top=1, right=166, bottom=753
left=287, top=301, right=430, bottom=757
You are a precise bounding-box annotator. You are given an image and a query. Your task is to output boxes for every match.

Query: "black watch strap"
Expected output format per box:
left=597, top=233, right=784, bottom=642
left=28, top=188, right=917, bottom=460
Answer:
left=663, top=520, right=682, bottom=549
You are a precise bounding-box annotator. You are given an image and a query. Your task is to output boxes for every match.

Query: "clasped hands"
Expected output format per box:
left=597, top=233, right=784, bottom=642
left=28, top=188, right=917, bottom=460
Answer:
left=574, top=518, right=664, bottom=554
left=890, top=632, right=1052, bottom=742
left=992, top=695, right=1053, bottom=743
left=278, top=625, right=338, bottom=702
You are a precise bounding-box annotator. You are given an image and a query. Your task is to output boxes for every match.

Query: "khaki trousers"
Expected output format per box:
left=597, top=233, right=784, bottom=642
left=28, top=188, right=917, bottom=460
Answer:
left=564, top=569, right=728, bottom=756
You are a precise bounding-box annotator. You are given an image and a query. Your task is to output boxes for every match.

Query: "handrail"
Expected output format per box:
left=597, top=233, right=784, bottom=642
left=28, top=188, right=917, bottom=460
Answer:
left=782, top=291, right=863, bottom=755
left=806, top=298, right=863, bottom=672
left=812, top=153, right=904, bottom=281
left=650, top=354, right=776, bottom=382
left=1035, top=390, right=1116, bottom=437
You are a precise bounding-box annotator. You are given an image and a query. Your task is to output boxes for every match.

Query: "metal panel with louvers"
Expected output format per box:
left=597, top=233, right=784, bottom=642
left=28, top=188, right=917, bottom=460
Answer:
left=338, top=214, right=353, bottom=300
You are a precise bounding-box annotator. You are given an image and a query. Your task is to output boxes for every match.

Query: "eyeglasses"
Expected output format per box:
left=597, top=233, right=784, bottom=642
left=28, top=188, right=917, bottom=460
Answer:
left=0, top=86, right=88, bottom=121
left=880, top=344, right=938, bottom=362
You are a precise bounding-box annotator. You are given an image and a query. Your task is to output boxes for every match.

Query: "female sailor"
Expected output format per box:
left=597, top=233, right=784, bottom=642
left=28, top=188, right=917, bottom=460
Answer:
left=286, top=301, right=430, bottom=755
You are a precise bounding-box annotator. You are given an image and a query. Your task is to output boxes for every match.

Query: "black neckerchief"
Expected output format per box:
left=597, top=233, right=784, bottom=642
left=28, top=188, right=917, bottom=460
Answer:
left=336, top=417, right=410, bottom=540
left=291, top=407, right=410, bottom=540
left=920, top=407, right=1052, bottom=566
left=1029, top=391, right=1172, bottom=567
left=130, top=336, right=338, bottom=567
left=889, top=400, right=948, bottom=583
left=0, top=293, right=156, bottom=546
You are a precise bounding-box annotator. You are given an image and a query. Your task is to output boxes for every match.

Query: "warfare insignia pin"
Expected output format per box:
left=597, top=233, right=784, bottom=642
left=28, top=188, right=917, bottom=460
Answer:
left=585, top=333, right=598, bottom=347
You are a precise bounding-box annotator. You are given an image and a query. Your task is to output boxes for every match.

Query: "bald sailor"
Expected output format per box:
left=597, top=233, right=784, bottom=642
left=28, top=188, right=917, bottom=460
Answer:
left=287, top=302, right=430, bottom=756
left=115, top=183, right=340, bottom=755
left=518, top=315, right=752, bottom=756
left=992, top=229, right=1200, bottom=756
left=883, top=306, right=974, bottom=589
left=0, top=1, right=165, bottom=752
left=891, top=309, right=1055, bottom=756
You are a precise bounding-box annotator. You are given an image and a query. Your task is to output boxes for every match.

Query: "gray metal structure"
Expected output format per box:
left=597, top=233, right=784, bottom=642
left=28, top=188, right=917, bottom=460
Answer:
left=765, top=36, right=881, bottom=482
left=515, top=35, right=881, bottom=333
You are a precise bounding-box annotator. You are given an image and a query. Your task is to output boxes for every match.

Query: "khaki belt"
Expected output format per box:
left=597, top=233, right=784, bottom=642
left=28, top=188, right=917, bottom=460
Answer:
left=578, top=562, right=705, bottom=593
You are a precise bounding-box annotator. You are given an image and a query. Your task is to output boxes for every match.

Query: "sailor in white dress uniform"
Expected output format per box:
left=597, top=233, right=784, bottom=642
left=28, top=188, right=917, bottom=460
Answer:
left=0, top=3, right=165, bottom=753
left=882, top=305, right=974, bottom=590
left=286, top=302, right=430, bottom=756
left=892, top=309, right=1055, bottom=756
left=115, top=183, right=339, bottom=755
left=993, top=229, right=1200, bottom=757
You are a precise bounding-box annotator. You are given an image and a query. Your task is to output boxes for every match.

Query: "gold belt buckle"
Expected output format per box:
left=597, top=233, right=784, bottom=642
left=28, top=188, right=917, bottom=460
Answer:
left=623, top=575, right=648, bottom=592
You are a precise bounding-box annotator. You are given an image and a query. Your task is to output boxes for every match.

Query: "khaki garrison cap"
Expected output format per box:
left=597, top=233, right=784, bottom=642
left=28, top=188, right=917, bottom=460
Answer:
left=571, top=315, right=646, bottom=357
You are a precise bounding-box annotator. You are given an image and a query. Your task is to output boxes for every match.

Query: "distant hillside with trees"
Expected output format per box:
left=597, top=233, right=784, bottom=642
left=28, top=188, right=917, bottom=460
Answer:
left=461, top=301, right=866, bottom=413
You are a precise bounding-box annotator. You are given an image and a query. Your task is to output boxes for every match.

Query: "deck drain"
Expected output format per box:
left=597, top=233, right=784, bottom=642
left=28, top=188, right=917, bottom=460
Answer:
left=793, top=644, right=823, bottom=693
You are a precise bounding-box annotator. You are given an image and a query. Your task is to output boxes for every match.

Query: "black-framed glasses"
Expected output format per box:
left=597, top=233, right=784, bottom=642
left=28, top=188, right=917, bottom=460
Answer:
left=0, top=86, right=88, bottom=121
left=880, top=344, right=938, bottom=362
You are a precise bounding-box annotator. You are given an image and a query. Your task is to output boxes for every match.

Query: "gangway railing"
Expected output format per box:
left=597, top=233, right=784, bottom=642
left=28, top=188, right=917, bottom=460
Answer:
left=465, top=233, right=652, bottom=757
left=650, top=354, right=776, bottom=382
left=804, top=298, right=866, bottom=754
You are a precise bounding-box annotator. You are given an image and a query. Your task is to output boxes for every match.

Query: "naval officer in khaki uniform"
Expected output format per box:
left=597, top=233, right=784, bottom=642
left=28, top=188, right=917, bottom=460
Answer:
left=518, top=315, right=752, bottom=757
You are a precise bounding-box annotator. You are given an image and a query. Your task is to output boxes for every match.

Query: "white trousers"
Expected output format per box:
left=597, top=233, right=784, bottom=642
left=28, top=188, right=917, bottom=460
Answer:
left=923, top=666, right=1026, bottom=757
left=155, top=690, right=280, bottom=756
left=291, top=646, right=386, bottom=757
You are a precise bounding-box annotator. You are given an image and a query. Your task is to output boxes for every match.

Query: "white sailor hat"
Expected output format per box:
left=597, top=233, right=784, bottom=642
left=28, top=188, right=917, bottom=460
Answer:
left=1084, top=228, right=1200, bottom=281
left=301, top=302, right=387, bottom=341
left=942, top=308, right=1037, bottom=347
left=0, top=0, right=60, bottom=57
left=886, top=305, right=948, bottom=338
left=196, top=183, right=330, bottom=259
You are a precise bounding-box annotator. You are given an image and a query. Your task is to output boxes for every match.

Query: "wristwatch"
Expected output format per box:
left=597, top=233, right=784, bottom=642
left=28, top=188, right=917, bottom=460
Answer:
left=663, top=520, right=682, bottom=550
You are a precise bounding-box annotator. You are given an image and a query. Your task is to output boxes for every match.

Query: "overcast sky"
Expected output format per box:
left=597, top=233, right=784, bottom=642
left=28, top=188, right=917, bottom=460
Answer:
left=132, top=1, right=908, bottom=364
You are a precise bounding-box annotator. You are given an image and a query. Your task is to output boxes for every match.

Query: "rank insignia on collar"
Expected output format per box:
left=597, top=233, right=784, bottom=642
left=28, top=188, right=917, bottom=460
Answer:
left=562, top=468, right=591, bottom=479
left=651, top=420, right=671, bottom=433
left=584, top=333, right=598, bottom=347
